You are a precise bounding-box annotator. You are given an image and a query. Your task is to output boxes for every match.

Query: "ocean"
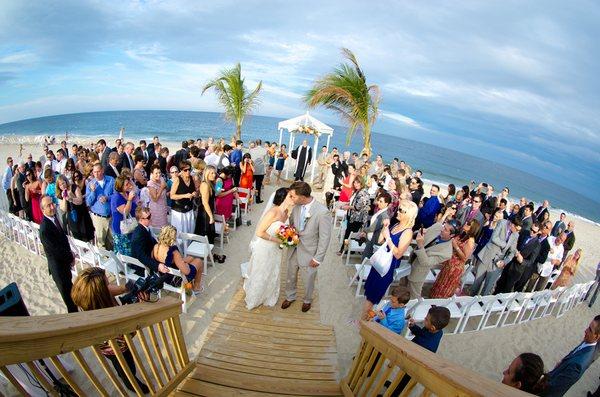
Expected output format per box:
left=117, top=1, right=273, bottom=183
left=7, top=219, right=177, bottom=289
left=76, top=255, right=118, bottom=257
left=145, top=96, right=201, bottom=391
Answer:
left=1, top=110, right=598, bottom=223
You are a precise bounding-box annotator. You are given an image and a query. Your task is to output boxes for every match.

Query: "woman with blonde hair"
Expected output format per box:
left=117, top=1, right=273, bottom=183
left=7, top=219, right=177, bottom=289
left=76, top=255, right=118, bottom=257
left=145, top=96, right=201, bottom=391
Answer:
left=361, top=199, right=417, bottom=320
left=552, top=248, right=582, bottom=289
left=194, top=165, right=226, bottom=262
left=152, top=225, right=204, bottom=294
left=71, top=267, right=150, bottom=393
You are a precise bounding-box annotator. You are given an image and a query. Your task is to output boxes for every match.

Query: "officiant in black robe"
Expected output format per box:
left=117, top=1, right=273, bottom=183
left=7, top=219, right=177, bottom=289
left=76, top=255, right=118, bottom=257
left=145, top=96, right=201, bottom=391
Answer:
left=291, top=139, right=312, bottom=181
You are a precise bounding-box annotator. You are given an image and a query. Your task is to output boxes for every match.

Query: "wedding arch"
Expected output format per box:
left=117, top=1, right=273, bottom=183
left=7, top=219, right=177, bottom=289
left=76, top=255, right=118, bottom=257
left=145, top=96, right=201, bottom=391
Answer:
left=277, top=112, right=334, bottom=184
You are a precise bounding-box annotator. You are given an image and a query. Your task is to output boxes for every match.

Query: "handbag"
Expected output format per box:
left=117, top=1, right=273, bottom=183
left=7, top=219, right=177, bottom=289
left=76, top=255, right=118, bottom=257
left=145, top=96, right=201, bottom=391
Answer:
left=369, top=243, right=393, bottom=277
left=120, top=213, right=138, bottom=234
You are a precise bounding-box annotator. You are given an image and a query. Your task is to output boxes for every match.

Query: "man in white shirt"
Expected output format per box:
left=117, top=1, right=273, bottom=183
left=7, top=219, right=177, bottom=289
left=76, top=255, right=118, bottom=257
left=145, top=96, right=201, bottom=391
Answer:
left=44, top=150, right=59, bottom=173
left=533, top=233, right=564, bottom=291
left=55, top=149, right=67, bottom=175
left=204, top=144, right=220, bottom=168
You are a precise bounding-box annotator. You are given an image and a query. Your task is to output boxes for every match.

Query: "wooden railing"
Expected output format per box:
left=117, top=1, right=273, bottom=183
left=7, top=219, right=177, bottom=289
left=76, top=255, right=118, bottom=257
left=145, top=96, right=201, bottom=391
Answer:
left=0, top=297, right=193, bottom=396
left=341, top=321, right=532, bottom=397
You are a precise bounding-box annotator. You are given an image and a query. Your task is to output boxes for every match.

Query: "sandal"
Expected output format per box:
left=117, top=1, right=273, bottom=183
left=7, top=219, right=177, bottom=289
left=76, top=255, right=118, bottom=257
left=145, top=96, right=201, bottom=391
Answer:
left=192, top=285, right=205, bottom=296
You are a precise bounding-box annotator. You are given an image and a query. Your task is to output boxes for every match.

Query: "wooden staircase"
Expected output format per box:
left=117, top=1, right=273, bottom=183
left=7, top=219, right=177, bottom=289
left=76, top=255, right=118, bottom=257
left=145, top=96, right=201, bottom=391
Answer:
left=174, top=265, right=343, bottom=396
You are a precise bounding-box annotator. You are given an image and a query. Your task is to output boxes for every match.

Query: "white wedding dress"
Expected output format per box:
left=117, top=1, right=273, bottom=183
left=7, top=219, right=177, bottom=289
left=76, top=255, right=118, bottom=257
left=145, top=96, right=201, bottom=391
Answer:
left=243, top=220, right=285, bottom=310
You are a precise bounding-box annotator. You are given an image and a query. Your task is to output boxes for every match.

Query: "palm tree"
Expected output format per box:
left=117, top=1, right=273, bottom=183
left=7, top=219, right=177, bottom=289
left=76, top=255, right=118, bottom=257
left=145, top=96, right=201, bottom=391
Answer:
left=304, top=48, right=380, bottom=156
left=202, top=63, right=262, bottom=141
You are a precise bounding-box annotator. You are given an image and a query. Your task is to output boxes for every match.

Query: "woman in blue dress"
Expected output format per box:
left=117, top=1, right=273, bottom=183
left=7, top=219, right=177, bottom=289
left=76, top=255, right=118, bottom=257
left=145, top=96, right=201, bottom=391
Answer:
left=274, top=144, right=287, bottom=184
left=361, top=199, right=418, bottom=320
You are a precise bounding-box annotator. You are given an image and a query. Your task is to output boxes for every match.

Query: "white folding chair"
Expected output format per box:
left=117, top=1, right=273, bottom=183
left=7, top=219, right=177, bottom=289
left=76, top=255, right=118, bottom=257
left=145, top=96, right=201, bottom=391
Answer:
left=555, top=285, right=579, bottom=318
left=542, top=287, right=565, bottom=317
left=577, top=281, right=595, bottom=305
left=28, top=221, right=43, bottom=256
left=530, top=290, right=553, bottom=320
left=118, top=253, right=150, bottom=284
left=234, top=188, right=252, bottom=223
left=333, top=208, right=346, bottom=231
left=69, top=237, right=97, bottom=274
left=8, top=214, right=25, bottom=247
left=514, top=292, right=537, bottom=324
left=348, top=258, right=372, bottom=297
left=180, top=232, right=215, bottom=275
left=93, top=246, right=125, bottom=286
left=160, top=266, right=190, bottom=313
left=456, top=296, right=487, bottom=333
left=214, top=214, right=229, bottom=254
left=22, top=220, right=40, bottom=255
left=0, top=211, right=10, bottom=238
left=460, top=261, right=475, bottom=289
left=478, top=293, right=514, bottom=330
left=344, top=232, right=366, bottom=266
left=407, top=297, right=463, bottom=335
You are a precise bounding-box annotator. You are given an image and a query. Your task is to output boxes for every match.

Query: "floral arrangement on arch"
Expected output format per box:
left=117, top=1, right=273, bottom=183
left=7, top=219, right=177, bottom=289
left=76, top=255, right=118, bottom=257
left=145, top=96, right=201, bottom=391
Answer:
left=294, top=125, right=321, bottom=136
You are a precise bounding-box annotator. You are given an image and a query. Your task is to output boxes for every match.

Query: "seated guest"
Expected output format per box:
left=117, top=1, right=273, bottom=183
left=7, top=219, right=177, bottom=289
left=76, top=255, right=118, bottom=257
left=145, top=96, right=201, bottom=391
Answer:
left=152, top=225, right=204, bottom=294
left=361, top=200, right=416, bottom=320
left=414, top=184, right=442, bottom=230
left=338, top=177, right=370, bottom=255
left=501, top=353, right=545, bottom=394
left=383, top=306, right=451, bottom=396
left=430, top=218, right=481, bottom=298
left=70, top=267, right=150, bottom=393
left=552, top=248, right=582, bottom=289
left=130, top=207, right=161, bottom=273
left=372, top=286, right=410, bottom=334
left=110, top=175, right=138, bottom=255
left=361, top=192, right=391, bottom=260
left=470, top=218, right=520, bottom=296
left=408, top=218, right=459, bottom=299
left=495, top=223, right=541, bottom=294
left=541, top=315, right=600, bottom=397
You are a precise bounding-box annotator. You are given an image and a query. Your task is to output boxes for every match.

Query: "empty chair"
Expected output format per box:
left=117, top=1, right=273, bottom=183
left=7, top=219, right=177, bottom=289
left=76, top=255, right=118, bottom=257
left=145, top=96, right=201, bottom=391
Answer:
left=555, top=285, right=579, bottom=318
left=530, top=290, right=553, bottom=320
left=514, top=292, right=537, bottom=324
left=69, top=237, right=97, bottom=276
left=455, top=296, right=487, bottom=333
left=479, top=293, right=515, bottom=330
left=344, top=232, right=366, bottom=266
left=348, top=258, right=372, bottom=297
left=234, top=187, right=252, bottom=223
left=93, top=245, right=125, bottom=286
left=213, top=213, right=229, bottom=254
left=179, top=232, right=215, bottom=275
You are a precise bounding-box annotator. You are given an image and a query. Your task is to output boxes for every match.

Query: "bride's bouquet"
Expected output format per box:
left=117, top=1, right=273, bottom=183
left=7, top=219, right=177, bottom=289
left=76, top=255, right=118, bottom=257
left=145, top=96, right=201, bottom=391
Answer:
left=275, top=225, right=300, bottom=249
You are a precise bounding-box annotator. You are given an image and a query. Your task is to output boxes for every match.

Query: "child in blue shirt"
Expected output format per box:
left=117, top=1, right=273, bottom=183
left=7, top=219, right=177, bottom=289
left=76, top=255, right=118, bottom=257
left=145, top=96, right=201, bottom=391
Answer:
left=373, top=286, right=410, bottom=334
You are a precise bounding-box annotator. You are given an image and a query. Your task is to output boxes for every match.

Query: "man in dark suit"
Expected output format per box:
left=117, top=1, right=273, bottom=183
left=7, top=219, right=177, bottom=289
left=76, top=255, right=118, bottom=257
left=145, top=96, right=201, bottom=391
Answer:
left=111, top=138, right=122, bottom=152
left=361, top=192, right=391, bottom=260
left=147, top=136, right=160, bottom=157
left=104, top=152, right=120, bottom=179
left=542, top=315, right=600, bottom=397
left=480, top=185, right=497, bottom=217
left=562, top=221, right=576, bottom=263
left=130, top=207, right=161, bottom=273
left=518, top=204, right=534, bottom=249
left=534, top=200, right=550, bottom=223
left=39, top=196, right=78, bottom=313
left=515, top=220, right=552, bottom=292
left=330, top=154, right=345, bottom=191
left=118, top=142, right=135, bottom=172
left=97, top=139, right=111, bottom=169
left=495, top=223, right=541, bottom=293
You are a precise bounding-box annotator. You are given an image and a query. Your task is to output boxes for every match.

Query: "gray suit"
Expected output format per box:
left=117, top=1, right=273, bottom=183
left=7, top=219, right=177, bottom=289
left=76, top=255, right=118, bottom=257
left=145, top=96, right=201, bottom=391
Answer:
left=361, top=210, right=390, bottom=260
left=471, top=219, right=518, bottom=295
left=456, top=204, right=484, bottom=226
left=408, top=222, right=453, bottom=299
left=285, top=199, right=332, bottom=304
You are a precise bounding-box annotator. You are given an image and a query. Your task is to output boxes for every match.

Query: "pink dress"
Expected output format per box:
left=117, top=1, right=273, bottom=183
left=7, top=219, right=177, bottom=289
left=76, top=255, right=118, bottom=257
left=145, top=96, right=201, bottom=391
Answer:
left=147, top=179, right=168, bottom=228
left=216, top=177, right=235, bottom=220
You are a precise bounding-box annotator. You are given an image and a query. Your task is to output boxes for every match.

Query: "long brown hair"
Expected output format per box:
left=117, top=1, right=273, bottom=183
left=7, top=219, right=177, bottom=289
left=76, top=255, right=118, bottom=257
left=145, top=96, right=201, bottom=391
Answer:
left=71, top=267, right=115, bottom=311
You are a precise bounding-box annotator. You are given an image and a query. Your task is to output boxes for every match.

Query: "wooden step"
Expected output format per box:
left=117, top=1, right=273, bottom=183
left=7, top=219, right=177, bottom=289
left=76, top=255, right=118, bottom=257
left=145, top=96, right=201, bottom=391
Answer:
left=205, top=338, right=338, bottom=360
left=205, top=333, right=338, bottom=354
left=214, top=311, right=331, bottom=331
left=174, top=379, right=327, bottom=397
left=199, top=349, right=337, bottom=372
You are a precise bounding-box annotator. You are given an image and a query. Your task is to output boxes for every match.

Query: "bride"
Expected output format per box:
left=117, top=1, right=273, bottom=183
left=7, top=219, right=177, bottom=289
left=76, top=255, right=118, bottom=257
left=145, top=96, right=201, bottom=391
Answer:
left=243, top=187, right=293, bottom=310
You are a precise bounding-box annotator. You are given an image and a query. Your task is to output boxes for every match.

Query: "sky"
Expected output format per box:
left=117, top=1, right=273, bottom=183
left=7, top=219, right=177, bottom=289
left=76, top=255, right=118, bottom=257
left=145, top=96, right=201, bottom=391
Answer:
left=0, top=0, right=599, bottom=198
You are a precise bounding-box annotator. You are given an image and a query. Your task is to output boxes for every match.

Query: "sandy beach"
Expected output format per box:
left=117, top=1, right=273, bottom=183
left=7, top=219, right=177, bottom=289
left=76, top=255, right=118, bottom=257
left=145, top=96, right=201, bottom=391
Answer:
left=1, top=140, right=599, bottom=395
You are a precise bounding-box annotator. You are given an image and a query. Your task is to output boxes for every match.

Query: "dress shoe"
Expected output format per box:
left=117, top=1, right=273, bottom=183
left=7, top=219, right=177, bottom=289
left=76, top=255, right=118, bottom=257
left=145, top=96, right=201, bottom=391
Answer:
left=302, top=303, right=311, bottom=312
left=281, top=300, right=294, bottom=309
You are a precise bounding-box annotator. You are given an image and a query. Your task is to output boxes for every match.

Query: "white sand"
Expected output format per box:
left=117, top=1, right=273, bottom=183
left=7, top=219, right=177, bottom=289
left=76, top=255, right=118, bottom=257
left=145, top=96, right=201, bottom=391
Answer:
left=1, top=140, right=599, bottom=395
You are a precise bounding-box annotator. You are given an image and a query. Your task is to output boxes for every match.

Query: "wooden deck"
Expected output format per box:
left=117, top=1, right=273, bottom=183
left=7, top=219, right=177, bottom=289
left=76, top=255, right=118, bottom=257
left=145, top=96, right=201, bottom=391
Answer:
left=174, top=264, right=342, bottom=396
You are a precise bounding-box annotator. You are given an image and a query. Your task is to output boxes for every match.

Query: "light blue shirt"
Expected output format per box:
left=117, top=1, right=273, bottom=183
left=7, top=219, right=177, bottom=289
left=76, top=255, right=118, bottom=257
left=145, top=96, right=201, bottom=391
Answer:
left=2, top=165, right=12, bottom=190
left=375, top=304, right=406, bottom=334
left=85, top=176, right=115, bottom=216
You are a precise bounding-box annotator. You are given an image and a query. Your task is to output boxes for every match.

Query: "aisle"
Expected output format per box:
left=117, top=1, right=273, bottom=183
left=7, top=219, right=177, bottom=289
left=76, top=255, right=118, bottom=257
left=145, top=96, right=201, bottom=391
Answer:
left=173, top=261, right=342, bottom=396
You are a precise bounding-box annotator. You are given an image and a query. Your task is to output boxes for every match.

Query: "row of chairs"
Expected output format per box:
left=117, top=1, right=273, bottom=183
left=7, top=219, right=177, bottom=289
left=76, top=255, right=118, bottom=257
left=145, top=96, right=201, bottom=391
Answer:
left=0, top=209, right=234, bottom=313
left=374, top=281, right=595, bottom=336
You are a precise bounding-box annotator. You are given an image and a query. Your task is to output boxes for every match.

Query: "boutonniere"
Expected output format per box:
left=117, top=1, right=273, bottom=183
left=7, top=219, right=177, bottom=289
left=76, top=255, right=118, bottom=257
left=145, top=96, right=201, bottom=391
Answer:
left=305, top=211, right=312, bottom=220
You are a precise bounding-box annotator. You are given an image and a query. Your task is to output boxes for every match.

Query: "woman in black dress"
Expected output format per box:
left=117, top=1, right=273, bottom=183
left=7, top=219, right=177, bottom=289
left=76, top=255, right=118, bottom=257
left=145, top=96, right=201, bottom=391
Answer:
left=67, top=170, right=95, bottom=242
left=195, top=165, right=225, bottom=263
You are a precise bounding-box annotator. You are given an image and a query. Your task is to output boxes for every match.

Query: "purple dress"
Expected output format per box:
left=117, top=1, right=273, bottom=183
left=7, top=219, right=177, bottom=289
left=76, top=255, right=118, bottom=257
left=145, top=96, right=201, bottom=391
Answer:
left=364, top=227, right=410, bottom=304
left=147, top=179, right=168, bottom=228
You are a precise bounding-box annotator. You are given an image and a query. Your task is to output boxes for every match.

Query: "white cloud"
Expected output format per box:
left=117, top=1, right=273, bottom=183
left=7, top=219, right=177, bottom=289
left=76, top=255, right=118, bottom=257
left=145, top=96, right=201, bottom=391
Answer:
left=380, top=110, right=422, bottom=128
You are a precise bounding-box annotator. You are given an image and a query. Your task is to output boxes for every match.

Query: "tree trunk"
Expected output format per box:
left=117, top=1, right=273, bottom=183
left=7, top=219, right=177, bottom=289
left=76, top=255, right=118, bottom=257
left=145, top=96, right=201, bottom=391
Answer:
left=233, top=123, right=242, bottom=141
left=361, top=126, right=372, bottom=157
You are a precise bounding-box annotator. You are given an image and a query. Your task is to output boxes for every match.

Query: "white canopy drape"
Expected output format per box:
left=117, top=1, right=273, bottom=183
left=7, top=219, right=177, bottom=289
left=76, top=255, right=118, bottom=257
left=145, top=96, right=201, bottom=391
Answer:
left=277, top=112, right=334, bottom=184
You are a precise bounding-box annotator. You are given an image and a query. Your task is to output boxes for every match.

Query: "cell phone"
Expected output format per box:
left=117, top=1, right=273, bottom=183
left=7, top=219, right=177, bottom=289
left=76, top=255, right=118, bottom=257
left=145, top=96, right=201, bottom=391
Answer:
left=482, top=182, right=488, bottom=188
left=420, top=227, right=424, bottom=235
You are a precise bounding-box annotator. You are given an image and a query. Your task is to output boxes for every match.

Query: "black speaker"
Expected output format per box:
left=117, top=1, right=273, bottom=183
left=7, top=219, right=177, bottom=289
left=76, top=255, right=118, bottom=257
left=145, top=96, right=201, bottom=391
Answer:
left=0, top=282, right=30, bottom=316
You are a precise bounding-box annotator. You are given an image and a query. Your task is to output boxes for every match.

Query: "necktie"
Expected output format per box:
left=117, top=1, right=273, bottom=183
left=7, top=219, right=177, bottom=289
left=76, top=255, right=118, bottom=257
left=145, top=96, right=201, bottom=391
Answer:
left=54, top=217, right=63, bottom=233
left=144, top=150, right=148, bottom=161
left=300, top=206, right=307, bottom=231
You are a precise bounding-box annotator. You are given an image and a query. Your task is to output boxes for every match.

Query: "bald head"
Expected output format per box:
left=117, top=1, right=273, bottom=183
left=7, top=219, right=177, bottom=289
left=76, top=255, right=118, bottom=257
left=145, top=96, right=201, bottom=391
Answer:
left=41, top=196, right=56, bottom=217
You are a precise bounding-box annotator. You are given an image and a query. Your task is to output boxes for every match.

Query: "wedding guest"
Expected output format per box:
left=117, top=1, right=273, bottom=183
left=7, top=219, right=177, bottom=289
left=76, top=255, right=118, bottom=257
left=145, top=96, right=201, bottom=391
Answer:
left=527, top=233, right=564, bottom=291
left=562, top=221, right=576, bottom=263
left=501, top=353, right=546, bottom=394
left=39, top=196, right=78, bottom=313
left=518, top=204, right=534, bottom=249
left=65, top=170, right=95, bottom=241
left=338, top=178, right=370, bottom=255
left=361, top=200, right=416, bottom=320
left=70, top=267, right=150, bottom=393
left=430, top=219, right=481, bottom=298
left=274, top=144, right=287, bottom=184
left=152, top=225, right=204, bottom=294
left=541, top=315, right=600, bottom=397
left=338, top=164, right=356, bottom=203
left=551, top=212, right=567, bottom=237
left=515, top=220, right=552, bottom=292
left=552, top=249, right=582, bottom=289
left=415, top=184, right=442, bottom=230
left=456, top=193, right=484, bottom=226
left=587, top=262, right=600, bottom=308
left=169, top=160, right=196, bottom=234
left=195, top=165, right=225, bottom=263
left=132, top=154, right=148, bottom=188
left=508, top=203, right=521, bottom=221
left=86, top=163, right=115, bottom=250
left=408, top=177, right=424, bottom=204
left=25, top=168, right=43, bottom=224
left=215, top=166, right=237, bottom=222
left=361, top=192, right=391, bottom=260
left=373, top=286, right=411, bottom=334
left=534, top=200, right=550, bottom=223
left=110, top=175, right=138, bottom=255
left=331, top=154, right=344, bottom=191
left=470, top=218, right=520, bottom=296
left=473, top=208, right=504, bottom=260
left=249, top=140, right=267, bottom=203
left=8, top=164, right=22, bottom=216
left=443, top=183, right=456, bottom=205
left=147, top=165, right=168, bottom=228
left=408, top=216, right=459, bottom=299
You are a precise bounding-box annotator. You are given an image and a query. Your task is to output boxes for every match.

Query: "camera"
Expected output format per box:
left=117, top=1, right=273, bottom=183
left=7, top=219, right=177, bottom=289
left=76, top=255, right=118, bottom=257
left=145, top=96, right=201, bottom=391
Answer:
left=482, top=182, right=488, bottom=188
left=116, top=273, right=168, bottom=305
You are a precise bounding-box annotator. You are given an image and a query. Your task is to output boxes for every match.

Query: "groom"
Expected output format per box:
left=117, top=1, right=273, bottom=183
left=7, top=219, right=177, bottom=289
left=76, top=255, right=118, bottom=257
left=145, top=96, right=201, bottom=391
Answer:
left=282, top=181, right=332, bottom=312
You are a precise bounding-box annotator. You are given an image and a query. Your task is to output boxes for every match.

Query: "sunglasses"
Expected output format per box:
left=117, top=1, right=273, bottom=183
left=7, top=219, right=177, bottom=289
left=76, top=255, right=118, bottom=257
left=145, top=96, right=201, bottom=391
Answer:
left=473, top=200, right=481, bottom=203
left=182, top=168, right=191, bottom=172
